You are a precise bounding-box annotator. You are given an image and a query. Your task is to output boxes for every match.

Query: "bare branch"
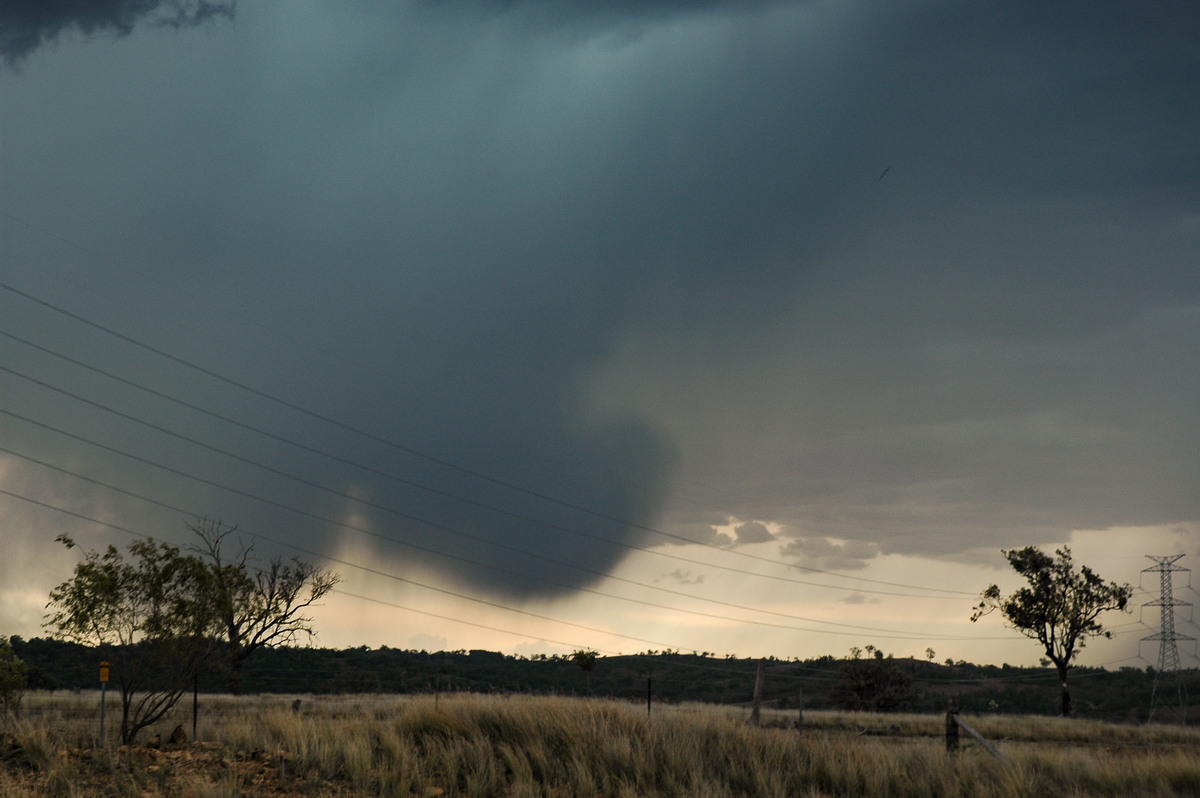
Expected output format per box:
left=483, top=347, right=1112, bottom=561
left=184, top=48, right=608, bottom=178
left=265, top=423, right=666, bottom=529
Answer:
left=189, top=519, right=340, bottom=693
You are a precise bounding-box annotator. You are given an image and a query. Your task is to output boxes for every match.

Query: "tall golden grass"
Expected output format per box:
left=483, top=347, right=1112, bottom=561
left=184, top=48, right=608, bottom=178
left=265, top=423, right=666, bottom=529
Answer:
left=2, top=691, right=1197, bottom=797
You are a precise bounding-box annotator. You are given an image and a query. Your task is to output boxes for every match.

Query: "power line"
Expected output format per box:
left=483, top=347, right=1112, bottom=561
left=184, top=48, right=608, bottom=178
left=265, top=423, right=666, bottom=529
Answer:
left=0, top=436, right=994, bottom=642
left=0, top=476, right=610, bottom=656
left=0, top=432, right=998, bottom=645
left=0, top=365, right=967, bottom=600
left=0, top=331, right=969, bottom=600
left=0, top=485, right=709, bottom=654
left=4, top=463, right=1142, bottom=680
left=0, top=280, right=975, bottom=597
left=330, top=588, right=623, bottom=656
left=0, top=278, right=683, bottom=532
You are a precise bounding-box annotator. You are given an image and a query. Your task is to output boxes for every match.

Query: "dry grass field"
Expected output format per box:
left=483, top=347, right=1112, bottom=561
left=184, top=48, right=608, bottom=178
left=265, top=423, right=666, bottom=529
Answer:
left=2, top=691, right=1198, bottom=797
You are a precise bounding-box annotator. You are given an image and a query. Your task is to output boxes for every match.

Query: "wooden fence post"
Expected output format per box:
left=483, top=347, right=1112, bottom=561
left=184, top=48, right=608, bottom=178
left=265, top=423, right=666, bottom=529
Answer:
left=749, top=659, right=765, bottom=727
left=946, top=696, right=1007, bottom=762
left=945, top=696, right=960, bottom=752
left=954, top=716, right=1007, bottom=761
left=192, top=672, right=199, bottom=742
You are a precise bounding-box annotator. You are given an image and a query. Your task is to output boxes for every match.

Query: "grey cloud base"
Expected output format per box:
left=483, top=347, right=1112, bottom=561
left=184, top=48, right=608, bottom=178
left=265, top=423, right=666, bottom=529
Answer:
left=1, top=0, right=1197, bottom=604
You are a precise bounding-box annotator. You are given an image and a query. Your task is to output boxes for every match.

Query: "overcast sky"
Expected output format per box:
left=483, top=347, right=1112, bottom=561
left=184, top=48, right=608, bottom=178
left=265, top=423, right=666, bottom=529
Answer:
left=1, top=0, right=1198, bottom=668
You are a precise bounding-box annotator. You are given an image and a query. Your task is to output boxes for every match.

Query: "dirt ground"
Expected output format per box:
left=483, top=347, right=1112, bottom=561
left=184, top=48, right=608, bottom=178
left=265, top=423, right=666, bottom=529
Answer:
left=2, top=739, right=382, bottom=797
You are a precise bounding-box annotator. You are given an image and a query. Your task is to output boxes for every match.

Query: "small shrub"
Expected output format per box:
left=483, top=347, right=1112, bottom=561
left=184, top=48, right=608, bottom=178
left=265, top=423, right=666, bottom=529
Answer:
left=0, top=639, right=27, bottom=719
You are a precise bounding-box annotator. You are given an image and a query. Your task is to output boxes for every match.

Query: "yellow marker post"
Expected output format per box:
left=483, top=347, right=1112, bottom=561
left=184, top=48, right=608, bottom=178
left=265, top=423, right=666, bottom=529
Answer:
left=99, top=661, right=110, bottom=743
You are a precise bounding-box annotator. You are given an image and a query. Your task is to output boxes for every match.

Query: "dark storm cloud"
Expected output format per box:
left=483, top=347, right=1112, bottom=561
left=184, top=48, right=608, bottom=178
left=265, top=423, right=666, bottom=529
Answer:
left=581, top=0, right=1200, bottom=557
left=423, top=0, right=774, bottom=18
left=0, top=0, right=233, bottom=65
left=1, top=0, right=1198, bottom=617
left=780, top=537, right=879, bottom=572
left=732, top=522, right=774, bottom=546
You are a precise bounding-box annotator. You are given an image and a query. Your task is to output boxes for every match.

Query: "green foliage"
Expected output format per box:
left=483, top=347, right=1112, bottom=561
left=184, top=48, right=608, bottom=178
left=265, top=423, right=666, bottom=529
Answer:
left=0, top=637, right=27, bottom=718
left=971, top=546, right=1132, bottom=717
left=44, top=536, right=220, bottom=743
left=45, top=536, right=217, bottom=648
left=571, top=649, right=599, bottom=694
left=830, top=652, right=917, bottom=712
left=42, top=522, right=342, bottom=738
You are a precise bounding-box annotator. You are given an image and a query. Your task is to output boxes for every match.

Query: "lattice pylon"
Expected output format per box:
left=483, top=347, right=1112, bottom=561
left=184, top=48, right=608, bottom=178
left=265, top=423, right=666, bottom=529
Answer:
left=1142, top=554, right=1192, bottom=723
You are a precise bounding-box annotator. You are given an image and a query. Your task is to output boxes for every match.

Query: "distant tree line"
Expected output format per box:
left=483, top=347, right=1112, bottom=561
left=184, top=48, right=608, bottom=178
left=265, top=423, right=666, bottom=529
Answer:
left=11, top=635, right=1188, bottom=724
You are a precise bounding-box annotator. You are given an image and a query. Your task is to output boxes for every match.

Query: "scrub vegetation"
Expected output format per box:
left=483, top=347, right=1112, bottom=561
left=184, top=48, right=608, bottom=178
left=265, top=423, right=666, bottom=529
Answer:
left=2, top=691, right=1198, bottom=797
left=17, top=637, right=1193, bottom=723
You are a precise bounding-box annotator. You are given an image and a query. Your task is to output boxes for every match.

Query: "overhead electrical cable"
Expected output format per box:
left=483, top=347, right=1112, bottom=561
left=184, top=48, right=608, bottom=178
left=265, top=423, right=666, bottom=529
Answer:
left=0, top=279, right=974, bottom=597
left=0, top=487, right=617, bottom=655
left=329, top=588, right=625, bottom=656
left=2, top=477, right=1029, bottom=658
left=0, top=332, right=966, bottom=599
left=0, top=365, right=968, bottom=601
left=2, top=461, right=1141, bottom=672
left=0, top=420, right=1000, bottom=642
left=0, top=486, right=703, bottom=653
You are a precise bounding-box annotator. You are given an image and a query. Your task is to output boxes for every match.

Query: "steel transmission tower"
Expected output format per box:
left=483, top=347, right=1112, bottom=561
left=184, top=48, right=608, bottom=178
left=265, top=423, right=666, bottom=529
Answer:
left=1142, top=554, right=1192, bottom=723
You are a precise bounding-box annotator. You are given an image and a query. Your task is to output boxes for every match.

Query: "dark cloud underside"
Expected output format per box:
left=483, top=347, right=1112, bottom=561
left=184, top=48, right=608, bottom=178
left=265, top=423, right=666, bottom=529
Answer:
left=0, top=0, right=1197, bottom=608
left=0, top=0, right=234, bottom=65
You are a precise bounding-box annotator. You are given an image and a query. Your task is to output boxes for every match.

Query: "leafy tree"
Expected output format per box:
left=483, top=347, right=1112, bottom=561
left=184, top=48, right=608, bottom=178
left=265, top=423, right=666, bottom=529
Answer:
left=830, top=650, right=917, bottom=712
left=190, top=519, right=340, bottom=694
left=45, top=536, right=219, bottom=743
left=571, top=649, right=598, bottom=693
left=971, top=546, right=1132, bottom=717
left=0, top=637, right=27, bottom=718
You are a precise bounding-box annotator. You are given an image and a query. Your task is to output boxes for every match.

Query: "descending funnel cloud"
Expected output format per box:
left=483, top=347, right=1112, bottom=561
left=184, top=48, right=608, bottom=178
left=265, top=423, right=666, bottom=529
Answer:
left=312, top=262, right=685, bottom=600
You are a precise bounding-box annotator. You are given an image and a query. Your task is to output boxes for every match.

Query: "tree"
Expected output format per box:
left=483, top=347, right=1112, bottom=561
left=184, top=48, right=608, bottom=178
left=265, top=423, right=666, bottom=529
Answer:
left=0, top=637, right=27, bottom=718
left=570, top=649, right=598, bottom=694
left=45, top=536, right=219, bottom=743
left=971, top=546, right=1132, bottom=717
left=190, top=519, right=340, bottom=694
left=830, top=649, right=917, bottom=712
